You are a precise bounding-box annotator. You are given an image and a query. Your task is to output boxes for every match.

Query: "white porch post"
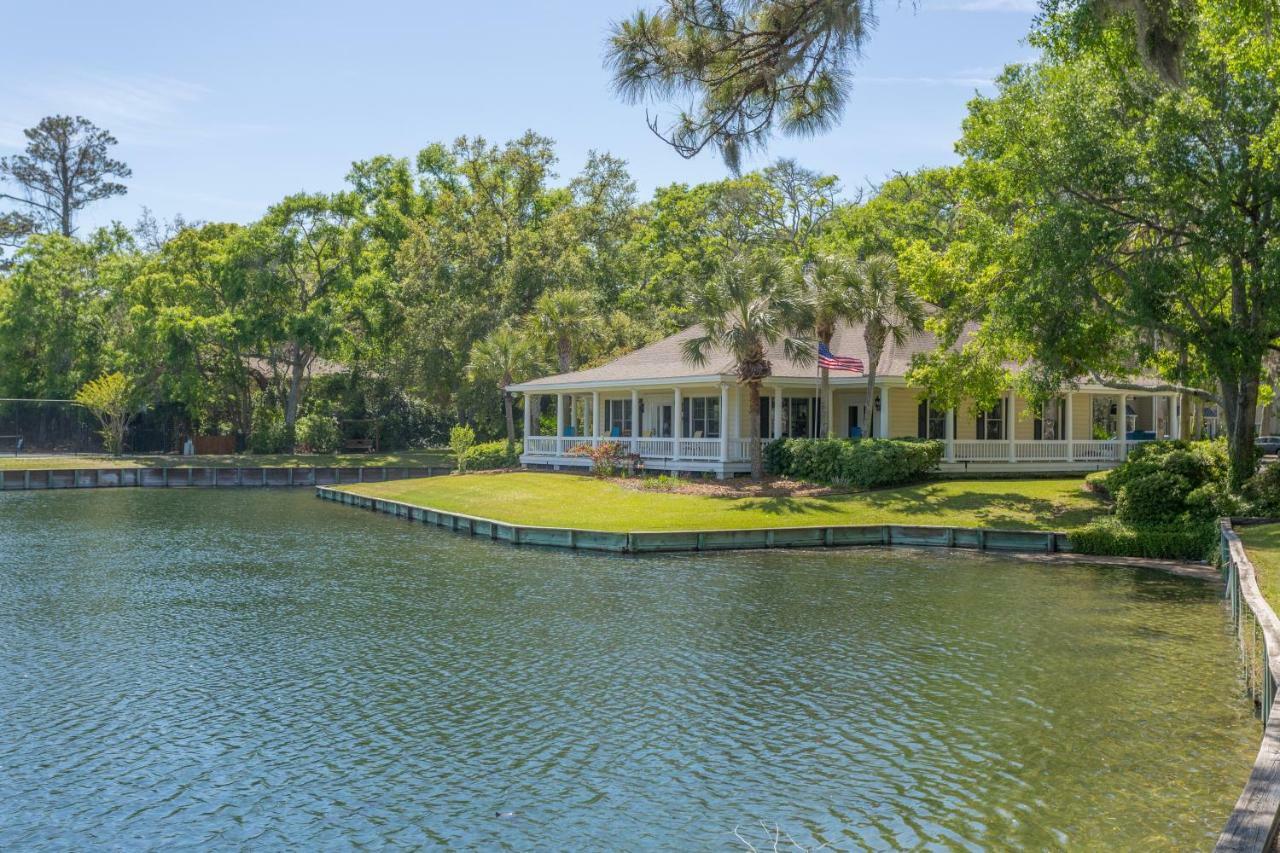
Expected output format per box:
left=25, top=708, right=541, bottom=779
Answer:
left=555, top=393, right=565, bottom=441
left=673, top=387, right=683, bottom=462
left=523, top=393, right=534, bottom=439
left=945, top=407, right=955, bottom=463
left=878, top=386, right=890, bottom=439
left=1065, top=392, right=1075, bottom=461
left=1119, top=393, right=1128, bottom=459
left=1007, top=388, right=1017, bottom=463
left=631, top=388, right=639, bottom=448
left=719, top=383, right=729, bottom=464
left=1172, top=394, right=1182, bottom=439
left=772, top=385, right=783, bottom=439
left=592, top=391, right=602, bottom=446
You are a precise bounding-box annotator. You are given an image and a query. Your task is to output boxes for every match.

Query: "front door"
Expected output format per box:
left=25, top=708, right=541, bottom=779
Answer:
left=657, top=404, right=673, bottom=437
left=847, top=404, right=866, bottom=438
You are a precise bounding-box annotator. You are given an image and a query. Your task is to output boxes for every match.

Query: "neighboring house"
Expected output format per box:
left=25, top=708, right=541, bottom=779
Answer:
left=507, top=321, right=1186, bottom=478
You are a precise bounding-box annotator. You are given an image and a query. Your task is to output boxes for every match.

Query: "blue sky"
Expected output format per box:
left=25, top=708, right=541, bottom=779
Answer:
left=1, top=1, right=1037, bottom=232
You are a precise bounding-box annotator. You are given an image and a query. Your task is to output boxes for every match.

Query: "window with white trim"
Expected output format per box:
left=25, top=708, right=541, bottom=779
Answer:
left=976, top=401, right=1004, bottom=440
left=681, top=396, right=721, bottom=438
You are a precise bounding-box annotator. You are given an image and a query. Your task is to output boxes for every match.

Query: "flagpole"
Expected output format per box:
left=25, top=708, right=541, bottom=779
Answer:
left=814, top=341, right=820, bottom=439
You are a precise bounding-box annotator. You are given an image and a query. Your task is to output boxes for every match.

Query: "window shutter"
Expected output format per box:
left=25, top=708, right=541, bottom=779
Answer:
left=976, top=410, right=984, bottom=439
left=918, top=401, right=928, bottom=439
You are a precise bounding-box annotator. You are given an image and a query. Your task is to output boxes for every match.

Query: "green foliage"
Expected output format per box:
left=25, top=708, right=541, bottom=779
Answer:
left=637, top=473, right=682, bottom=492
left=766, top=438, right=944, bottom=489
left=1083, top=469, right=1111, bottom=497
left=248, top=403, right=288, bottom=455
left=568, top=440, right=632, bottom=477
left=1243, top=465, right=1280, bottom=518
left=1069, top=517, right=1218, bottom=561
left=464, top=440, right=522, bottom=471
left=1100, top=440, right=1231, bottom=527
left=73, top=372, right=139, bottom=455
left=449, top=425, right=477, bottom=472
left=295, top=413, right=342, bottom=454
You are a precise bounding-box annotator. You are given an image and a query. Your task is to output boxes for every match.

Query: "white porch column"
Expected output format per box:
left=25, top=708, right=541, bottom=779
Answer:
left=523, top=393, right=534, bottom=439
left=878, top=386, right=890, bottom=439
left=772, top=385, right=783, bottom=439
left=631, top=388, right=639, bottom=447
left=555, top=393, right=565, bottom=441
left=1172, top=394, right=1182, bottom=439
left=718, top=383, right=729, bottom=463
left=1065, top=392, right=1075, bottom=461
left=945, top=407, right=955, bottom=463
left=592, top=391, right=602, bottom=446
left=673, top=387, right=683, bottom=462
left=1007, top=388, right=1017, bottom=463
left=1119, top=393, right=1128, bottom=459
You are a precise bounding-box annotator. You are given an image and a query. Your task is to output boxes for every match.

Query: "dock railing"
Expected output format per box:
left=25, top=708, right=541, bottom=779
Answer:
left=1218, top=519, right=1280, bottom=851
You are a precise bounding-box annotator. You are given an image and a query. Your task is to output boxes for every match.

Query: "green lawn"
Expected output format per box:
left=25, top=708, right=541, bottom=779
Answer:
left=1238, top=524, right=1280, bottom=608
left=342, top=472, right=1106, bottom=532
left=0, top=449, right=451, bottom=470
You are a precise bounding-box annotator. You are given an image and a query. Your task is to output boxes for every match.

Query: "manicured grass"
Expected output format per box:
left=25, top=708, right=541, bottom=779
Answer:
left=343, top=471, right=1106, bottom=532
left=1239, top=523, right=1280, bottom=608
left=0, top=449, right=452, bottom=470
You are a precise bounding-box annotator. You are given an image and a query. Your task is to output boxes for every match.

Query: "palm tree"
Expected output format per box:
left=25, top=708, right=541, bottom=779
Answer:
left=467, top=326, right=539, bottom=454
left=807, top=254, right=862, bottom=438
left=530, top=287, right=600, bottom=373
left=845, top=253, right=925, bottom=435
left=682, top=252, right=814, bottom=478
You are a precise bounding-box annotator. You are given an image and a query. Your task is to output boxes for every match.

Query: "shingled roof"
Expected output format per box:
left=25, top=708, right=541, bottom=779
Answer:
left=510, top=320, right=976, bottom=390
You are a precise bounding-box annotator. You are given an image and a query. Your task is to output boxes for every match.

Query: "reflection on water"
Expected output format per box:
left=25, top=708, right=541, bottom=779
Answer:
left=0, top=489, right=1258, bottom=849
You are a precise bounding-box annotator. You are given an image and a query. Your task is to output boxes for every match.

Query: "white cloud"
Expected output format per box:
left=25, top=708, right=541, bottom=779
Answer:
left=0, top=74, right=209, bottom=149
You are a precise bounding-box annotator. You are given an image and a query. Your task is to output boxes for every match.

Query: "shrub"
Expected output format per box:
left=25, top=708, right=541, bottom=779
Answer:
left=449, top=425, right=476, bottom=472
left=568, top=440, right=641, bottom=477
left=74, top=372, right=141, bottom=456
left=464, top=440, right=522, bottom=470
left=1243, top=464, right=1280, bottom=517
left=763, top=438, right=793, bottom=476
left=637, top=474, right=682, bottom=492
left=1115, top=470, right=1193, bottom=527
left=1084, top=470, right=1111, bottom=497
left=1099, top=440, right=1231, bottom=527
left=248, top=405, right=288, bottom=454
left=296, top=413, right=342, bottom=454
left=766, top=438, right=943, bottom=489
left=1069, top=517, right=1218, bottom=561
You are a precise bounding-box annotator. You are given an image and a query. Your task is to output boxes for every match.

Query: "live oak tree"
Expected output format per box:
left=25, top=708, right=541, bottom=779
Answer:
left=0, top=116, right=130, bottom=258
left=923, top=0, right=1280, bottom=488
left=243, top=193, right=364, bottom=442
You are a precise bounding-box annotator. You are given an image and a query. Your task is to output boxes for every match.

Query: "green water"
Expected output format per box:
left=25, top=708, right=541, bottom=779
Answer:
left=0, top=489, right=1259, bottom=850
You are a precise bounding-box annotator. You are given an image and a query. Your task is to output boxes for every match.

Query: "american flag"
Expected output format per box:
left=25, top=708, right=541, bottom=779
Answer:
left=817, top=342, right=864, bottom=373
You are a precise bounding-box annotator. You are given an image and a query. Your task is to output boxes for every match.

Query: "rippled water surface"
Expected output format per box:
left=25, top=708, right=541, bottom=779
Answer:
left=0, top=489, right=1260, bottom=850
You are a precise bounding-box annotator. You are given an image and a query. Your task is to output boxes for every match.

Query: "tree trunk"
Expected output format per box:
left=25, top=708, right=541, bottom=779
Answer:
left=284, top=345, right=309, bottom=446
left=820, top=366, right=832, bottom=438
left=748, top=380, right=763, bottom=479
left=863, top=363, right=879, bottom=437
left=558, top=337, right=571, bottom=373
left=503, top=391, right=516, bottom=455
left=1221, top=368, right=1261, bottom=490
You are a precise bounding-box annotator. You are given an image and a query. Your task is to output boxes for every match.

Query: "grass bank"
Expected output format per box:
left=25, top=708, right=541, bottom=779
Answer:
left=0, top=449, right=451, bottom=471
left=1238, top=523, right=1280, bottom=608
left=342, top=472, right=1105, bottom=533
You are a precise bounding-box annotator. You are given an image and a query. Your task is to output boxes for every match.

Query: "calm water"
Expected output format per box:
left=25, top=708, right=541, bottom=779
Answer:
left=0, top=489, right=1259, bottom=850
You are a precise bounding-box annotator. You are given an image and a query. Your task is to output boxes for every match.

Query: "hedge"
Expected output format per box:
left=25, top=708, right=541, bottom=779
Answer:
left=464, top=440, right=522, bottom=470
left=764, top=437, right=944, bottom=489
left=1068, top=517, right=1218, bottom=561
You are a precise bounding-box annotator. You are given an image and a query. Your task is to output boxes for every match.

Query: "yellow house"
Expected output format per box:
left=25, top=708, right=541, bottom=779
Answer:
left=507, top=321, right=1184, bottom=478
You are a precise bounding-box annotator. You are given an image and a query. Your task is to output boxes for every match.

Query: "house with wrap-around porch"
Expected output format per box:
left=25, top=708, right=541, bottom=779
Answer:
left=506, top=319, right=1188, bottom=479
